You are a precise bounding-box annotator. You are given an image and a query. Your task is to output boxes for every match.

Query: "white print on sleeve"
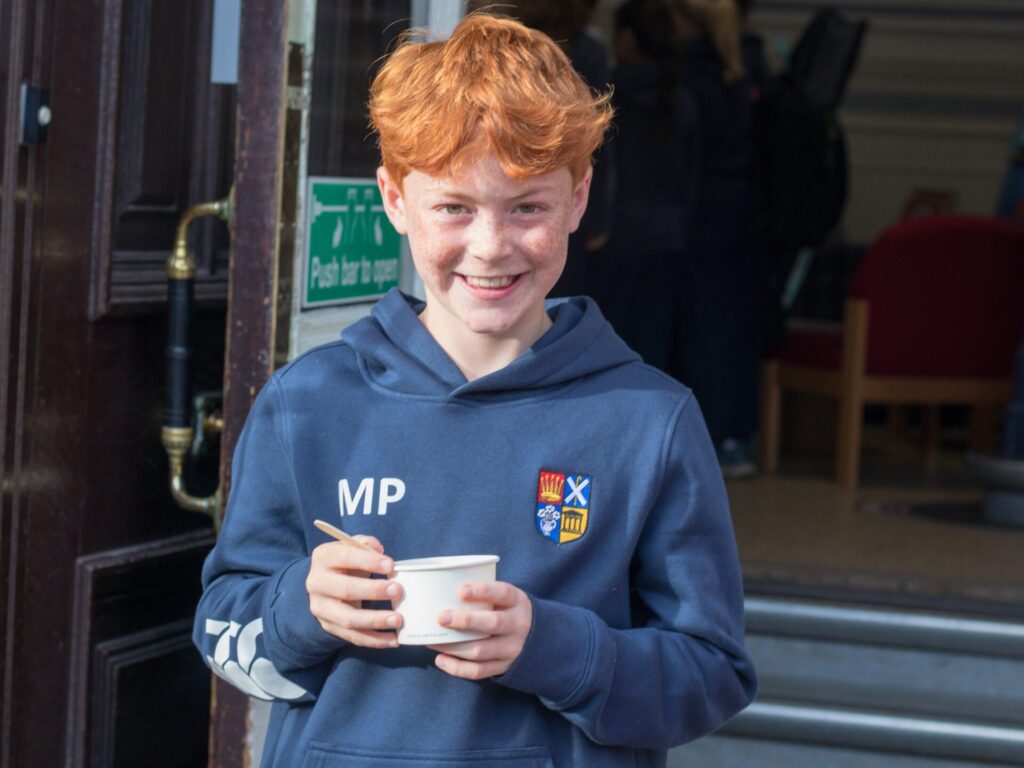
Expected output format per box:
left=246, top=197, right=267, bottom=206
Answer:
left=205, top=618, right=308, bottom=701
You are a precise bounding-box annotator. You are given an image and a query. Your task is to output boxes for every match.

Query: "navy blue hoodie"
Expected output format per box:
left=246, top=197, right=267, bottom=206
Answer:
left=194, top=289, right=756, bottom=767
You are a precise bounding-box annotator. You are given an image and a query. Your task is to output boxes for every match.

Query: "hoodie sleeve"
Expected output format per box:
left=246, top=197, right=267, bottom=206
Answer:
left=494, top=395, right=757, bottom=749
left=193, top=377, right=344, bottom=702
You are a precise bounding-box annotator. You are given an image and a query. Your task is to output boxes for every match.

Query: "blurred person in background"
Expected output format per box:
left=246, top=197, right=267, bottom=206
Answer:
left=597, top=0, right=700, bottom=372
left=671, top=0, right=768, bottom=478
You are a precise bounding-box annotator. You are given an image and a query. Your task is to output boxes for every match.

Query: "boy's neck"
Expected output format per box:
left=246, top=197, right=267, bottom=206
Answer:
left=420, top=304, right=553, bottom=382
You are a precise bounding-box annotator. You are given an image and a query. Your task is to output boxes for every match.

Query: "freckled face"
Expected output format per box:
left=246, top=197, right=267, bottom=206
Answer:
left=377, top=152, right=591, bottom=350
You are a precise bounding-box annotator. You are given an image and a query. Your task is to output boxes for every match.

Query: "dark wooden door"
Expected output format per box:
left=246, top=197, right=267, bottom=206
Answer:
left=1, top=0, right=234, bottom=765
left=206, top=1, right=290, bottom=762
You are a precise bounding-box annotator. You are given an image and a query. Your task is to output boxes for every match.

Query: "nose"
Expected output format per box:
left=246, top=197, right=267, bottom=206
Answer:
left=466, top=213, right=511, bottom=263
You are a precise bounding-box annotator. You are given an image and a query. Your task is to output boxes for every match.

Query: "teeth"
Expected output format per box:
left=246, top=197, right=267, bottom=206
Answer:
left=465, top=275, right=514, bottom=289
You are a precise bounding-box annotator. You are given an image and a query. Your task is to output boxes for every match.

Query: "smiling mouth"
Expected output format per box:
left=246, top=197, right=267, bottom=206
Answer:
left=462, top=275, right=518, bottom=289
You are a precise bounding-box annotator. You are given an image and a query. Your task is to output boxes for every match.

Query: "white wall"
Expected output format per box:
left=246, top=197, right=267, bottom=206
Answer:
left=750, top=0, right=1024, bottom=244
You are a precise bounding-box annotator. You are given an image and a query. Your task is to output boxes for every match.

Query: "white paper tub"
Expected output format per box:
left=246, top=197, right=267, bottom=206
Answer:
left=392, top=555, right=499, bottom=645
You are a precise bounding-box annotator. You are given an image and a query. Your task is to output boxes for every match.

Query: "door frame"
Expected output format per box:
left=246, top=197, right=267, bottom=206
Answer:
left=206, top=0, right=289, bottom=765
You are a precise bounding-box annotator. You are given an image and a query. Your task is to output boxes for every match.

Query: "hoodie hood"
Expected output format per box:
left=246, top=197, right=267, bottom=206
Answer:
left=341, top=289, right=640, bottom=399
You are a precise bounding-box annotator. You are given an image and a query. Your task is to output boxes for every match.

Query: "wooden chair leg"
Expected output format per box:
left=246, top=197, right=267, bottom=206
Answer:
left=836, top=388, right=864, bottom=488
left=759, top=359, right=782, bottom=474
left=836, top=298, right=869, bottom=489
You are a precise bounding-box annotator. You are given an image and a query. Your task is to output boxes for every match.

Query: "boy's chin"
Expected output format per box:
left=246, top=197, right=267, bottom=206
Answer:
left=458, top=306, right=545, bottom=339
left=460, top=313, right=522, bottom=337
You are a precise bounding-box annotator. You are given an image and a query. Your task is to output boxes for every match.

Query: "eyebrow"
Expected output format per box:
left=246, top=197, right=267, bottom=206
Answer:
left=508, top=185, right=560, bottom=201
left=428, top=183, right=561, bottom=201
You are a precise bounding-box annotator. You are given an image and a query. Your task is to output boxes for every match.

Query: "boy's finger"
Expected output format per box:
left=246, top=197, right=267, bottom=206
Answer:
left=319, top=542, right=394, bottom=575
left=459, top=581, right=518, bottom=606
left=310, top=571, right=402, bottom=603
left=353, top=534, right=384, bottom=553
left=343, top=607, right=403, bottom=632
left=434, top=653, right=507, bottom=681
left=315, top=599, right=402, bottom=632
left=320, top=622, right=400, bottom=649
left=427, top=637, right=502, bottom=661
left=437, top=607, right=504, bottom=636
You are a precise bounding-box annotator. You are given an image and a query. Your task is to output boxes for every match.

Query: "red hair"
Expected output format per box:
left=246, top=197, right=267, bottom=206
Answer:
left=369, top=14, right=613, bottom=186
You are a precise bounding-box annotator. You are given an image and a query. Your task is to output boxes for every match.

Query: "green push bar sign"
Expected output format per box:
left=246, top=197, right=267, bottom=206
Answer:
left=303, top=177, right=401, bottom=307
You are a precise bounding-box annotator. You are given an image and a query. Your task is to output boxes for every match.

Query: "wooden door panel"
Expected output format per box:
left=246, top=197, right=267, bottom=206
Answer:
left=1, top=0, right=231, bottom=765
left=68, top=531, right=214, bottom=768
left=90, top=0, right=233, bottom=318
left=114, top=1, right=196, bottom=216
left=91, top=622, right=209, bottom=767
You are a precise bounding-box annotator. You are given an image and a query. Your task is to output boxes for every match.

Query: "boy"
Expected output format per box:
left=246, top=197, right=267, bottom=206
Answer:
left=194, top=14, right=756, bottom=767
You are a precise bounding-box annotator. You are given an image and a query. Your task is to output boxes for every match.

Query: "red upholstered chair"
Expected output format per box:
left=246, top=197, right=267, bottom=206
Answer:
left=760, top=215, right=1024, bottom=488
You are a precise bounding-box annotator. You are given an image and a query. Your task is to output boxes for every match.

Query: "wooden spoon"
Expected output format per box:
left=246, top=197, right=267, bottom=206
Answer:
left=313, top=519, right=377, bottom=552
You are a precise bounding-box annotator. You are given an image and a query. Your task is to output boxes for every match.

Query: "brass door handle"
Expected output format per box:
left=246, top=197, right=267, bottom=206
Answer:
left=160, top=189, right=233, bottom=529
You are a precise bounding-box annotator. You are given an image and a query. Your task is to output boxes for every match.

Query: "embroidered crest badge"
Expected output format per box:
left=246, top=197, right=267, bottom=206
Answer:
left=535, top=470, right=591, bottom=545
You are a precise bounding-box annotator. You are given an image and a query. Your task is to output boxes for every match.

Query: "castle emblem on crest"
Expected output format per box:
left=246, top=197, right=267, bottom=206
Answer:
left=535, top=470, right=591, bottom=545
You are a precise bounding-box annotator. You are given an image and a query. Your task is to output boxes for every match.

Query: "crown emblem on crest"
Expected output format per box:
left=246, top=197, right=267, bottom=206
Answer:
left=538, top=472, right=565, bottom=503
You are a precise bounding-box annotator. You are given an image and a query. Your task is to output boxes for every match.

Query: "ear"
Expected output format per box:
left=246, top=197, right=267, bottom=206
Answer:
left=568, top=166, right=593, bottom=234
left=377, top=166, right=408, bottom=235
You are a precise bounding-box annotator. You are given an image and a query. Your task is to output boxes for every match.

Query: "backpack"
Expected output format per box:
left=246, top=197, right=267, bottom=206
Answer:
left=756, top=8, right=868, bottom=257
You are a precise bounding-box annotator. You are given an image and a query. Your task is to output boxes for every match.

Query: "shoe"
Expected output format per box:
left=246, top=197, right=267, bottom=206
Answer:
left=717, top=438, right=757, bottom=479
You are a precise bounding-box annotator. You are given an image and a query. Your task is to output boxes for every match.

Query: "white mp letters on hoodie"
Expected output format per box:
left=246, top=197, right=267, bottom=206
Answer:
left=338, top=477, right=406, bottom=516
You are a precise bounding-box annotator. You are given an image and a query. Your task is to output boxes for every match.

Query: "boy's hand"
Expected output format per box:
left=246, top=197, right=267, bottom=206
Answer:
left=306, top=536, right=403, bottom=649
left=427, top=581, right=532, bottom=680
